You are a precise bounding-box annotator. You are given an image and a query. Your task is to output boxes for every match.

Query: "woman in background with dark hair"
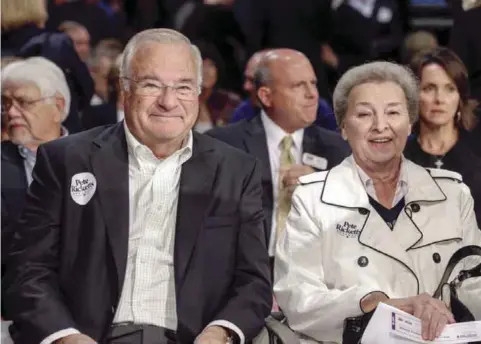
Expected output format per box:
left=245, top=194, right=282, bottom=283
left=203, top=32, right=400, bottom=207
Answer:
left=404, top=47, right=481, bottom=226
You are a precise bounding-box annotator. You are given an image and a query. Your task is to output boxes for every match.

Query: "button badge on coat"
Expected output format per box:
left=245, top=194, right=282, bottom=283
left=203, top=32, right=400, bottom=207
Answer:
left=358, top=256, right=369, bottom=267
left=433, top=253, right=441, bottom=264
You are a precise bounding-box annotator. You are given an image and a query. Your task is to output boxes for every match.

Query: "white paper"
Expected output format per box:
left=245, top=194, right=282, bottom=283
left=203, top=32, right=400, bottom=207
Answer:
left=362, top=302, right=481, bottom=344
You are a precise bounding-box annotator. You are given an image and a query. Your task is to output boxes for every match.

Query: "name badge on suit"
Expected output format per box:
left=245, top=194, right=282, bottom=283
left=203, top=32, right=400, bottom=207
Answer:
left=302, top=153, right=328, bottom=170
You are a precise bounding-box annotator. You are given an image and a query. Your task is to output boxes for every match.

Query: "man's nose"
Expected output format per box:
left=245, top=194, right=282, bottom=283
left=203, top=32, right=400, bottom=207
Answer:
left=157, top=86, right=179, bottom=110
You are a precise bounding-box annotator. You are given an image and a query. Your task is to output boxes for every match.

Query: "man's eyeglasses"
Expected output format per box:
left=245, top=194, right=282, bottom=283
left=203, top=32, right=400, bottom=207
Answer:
left=122, top=77, right=199, bottom=100
left=1, top=95, right=54, bottom=114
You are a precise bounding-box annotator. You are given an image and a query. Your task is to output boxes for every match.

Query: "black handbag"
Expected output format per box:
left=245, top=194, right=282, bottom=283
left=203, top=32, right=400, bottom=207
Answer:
left=342, top=245, right=481, bottom=344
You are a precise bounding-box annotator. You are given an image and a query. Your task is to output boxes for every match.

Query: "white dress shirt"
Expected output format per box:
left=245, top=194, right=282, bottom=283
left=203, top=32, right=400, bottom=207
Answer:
left=260, top=111, right=304, bottom=256
left=353, top=155, right=409, bottom=207
left=113, top=122, right=193, bottom=328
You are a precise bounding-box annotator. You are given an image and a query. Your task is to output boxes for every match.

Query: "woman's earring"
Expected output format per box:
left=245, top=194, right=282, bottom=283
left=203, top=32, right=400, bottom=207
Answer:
left=456, top=111, right=461, bottom=122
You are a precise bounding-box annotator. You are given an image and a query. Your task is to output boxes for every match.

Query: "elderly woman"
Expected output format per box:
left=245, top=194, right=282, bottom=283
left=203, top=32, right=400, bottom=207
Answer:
left=274, top=61, right=481, bottom=344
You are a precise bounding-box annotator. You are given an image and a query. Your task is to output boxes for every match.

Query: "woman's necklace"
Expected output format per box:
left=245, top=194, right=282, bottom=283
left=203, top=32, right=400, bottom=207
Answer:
left=433, top=154, right=445, bottom=169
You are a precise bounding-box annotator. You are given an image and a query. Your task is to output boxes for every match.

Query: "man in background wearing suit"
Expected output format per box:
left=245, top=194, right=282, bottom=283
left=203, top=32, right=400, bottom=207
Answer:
left=4, top=28, right=271, bottom=344
left=1, top=57, right=70, bottom=276
left=207, top=49, right=350, bottom=261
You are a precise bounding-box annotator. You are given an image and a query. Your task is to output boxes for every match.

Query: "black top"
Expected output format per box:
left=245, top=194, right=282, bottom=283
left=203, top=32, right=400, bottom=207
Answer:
left=404, top=131, right=481, bottom=227
left=368, top=196, right=405, bottom=230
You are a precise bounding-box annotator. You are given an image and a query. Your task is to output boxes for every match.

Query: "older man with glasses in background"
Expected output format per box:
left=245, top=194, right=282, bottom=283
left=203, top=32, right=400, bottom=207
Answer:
left=1, top=56, right=70, bottom=282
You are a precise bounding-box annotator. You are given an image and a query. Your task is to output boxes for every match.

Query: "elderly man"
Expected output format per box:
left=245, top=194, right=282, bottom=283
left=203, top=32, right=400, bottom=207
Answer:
left=207, top=49, right=350, bottom=262
left=4, top=29, right=271, bottom=344
left=1, top=57, right=70, bottom=269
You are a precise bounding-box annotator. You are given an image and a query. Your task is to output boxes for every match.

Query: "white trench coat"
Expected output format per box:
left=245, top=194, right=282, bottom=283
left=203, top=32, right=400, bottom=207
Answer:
left=274, top=156, right=481, bottom=344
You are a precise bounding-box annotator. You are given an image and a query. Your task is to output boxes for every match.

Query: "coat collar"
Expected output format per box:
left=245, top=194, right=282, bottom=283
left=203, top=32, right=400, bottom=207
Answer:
left=321, top=156, right=460, bottom=289
left=321, top=155, right=447, bottom=208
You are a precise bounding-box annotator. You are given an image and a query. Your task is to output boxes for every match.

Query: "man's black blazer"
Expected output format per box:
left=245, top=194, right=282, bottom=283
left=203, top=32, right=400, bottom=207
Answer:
left=206, top=115, right=351, bottom=244
left=4, top=122, right=272, bottom=344
left=1, top=142, right=28, bottom=268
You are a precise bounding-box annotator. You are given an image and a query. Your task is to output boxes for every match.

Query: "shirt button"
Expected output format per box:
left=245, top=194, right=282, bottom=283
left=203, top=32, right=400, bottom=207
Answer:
left=358, top=208, right=369, bottom=215
left=358, top=256, right=369, bottom=267
left=433, top=253, right=441, bottom=264
left=410, top=203, right=420, bottom=213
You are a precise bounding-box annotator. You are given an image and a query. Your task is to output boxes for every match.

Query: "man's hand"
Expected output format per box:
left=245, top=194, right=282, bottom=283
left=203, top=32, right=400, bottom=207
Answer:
left=55, top=333, right=97, bottom=344
left=194, top=326, right=230, bottom=344
left=386, top=293, right=455, bottom=341
left=281, top=164, right=316, bottom=195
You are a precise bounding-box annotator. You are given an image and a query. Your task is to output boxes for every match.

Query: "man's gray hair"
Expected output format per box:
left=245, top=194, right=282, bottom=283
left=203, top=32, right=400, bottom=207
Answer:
left=1, top=56, right=71, bottom=121
left=333, top=61, right=419, bottom=126
left=120, top=28, right=203, bottom=92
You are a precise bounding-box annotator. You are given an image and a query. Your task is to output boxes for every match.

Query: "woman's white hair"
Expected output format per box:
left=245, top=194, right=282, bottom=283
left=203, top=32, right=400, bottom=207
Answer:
left=1, top=57, right=71, bottom=121
left=120, top=28, right=203, bottom=93
left=333, top=61, right=419, bottom=126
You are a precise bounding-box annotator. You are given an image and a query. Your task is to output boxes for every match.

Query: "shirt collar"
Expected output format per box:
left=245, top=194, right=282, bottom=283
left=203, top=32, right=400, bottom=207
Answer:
left=260, top=110, right=304, bottom=149
left=353, top=155, right=409, bottom=190
left=123, top=120, right=193, bottom=164
left=18, top=126, right=68, bottom=160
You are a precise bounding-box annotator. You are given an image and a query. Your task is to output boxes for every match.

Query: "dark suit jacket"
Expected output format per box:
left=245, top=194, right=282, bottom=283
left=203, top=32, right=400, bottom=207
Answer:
left=206, top=115, right=351, bottom=243
left=4, top=123, right=272, bottom=344
left=1, top=142, right=28, bottom=268
left=234, top=0, right=332, bottom=99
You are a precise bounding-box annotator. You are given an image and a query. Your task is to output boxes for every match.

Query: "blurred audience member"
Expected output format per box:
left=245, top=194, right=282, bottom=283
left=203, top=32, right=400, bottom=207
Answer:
left=82, top=54, right=124, bottom=129
left=1, top=0, right=94, bottom=134
left=449, top=0, right=481, bottom=103
left=58, top=21, right=91, bottom=62
left=328, top=0, right=404, bottom=76
left=401, top=30, right=438, bottom=65
left=229, top=50, right=268, bottom=124
left=194, top=41, right=241, bottom=133
left=235, top=0, right=332, bottom=99
left=46, top=0, right=118, bottom=45
left=207, top=49, right=350, bottom=261
left=404, top=47, right=481, bottom=226
left=1, top=57, right=70, bottom=277
left=179, top=0, right=246, bottom=93
left=88, top=39, right=123, bottom=104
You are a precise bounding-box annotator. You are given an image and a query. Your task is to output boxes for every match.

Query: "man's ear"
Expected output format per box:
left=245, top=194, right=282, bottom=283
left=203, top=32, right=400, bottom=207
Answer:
left=257, top=86, right=272, bottom=108
left=54, top=95, right=66, bottom=123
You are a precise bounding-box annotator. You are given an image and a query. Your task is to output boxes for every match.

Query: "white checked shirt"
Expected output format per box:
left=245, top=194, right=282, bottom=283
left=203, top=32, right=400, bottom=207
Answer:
left=112, top=122, right=193, bottom=328
left=354, top=155, right=409, bottom=207
left=260, top=111, right=304, bottom=256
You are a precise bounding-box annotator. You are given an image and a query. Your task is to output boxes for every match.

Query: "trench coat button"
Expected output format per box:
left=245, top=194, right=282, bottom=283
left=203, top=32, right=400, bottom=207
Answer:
left=358, top=208, right=369, bottom=215
left=411, top=203, right=420, bottom=213
left=358, top=256, right=369, bottom=267
left=433, top=253, right=441, bottom=264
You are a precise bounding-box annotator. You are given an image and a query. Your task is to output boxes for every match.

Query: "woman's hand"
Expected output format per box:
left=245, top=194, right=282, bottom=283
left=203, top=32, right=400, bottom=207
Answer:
left=387, top=293, right=455, bottom=341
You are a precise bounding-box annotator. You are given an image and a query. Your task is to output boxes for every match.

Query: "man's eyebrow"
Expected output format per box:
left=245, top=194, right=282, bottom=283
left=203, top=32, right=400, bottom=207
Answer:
left=386, top=102, right=402, bottom=107
left=177, top=77, right=196, bottom=84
